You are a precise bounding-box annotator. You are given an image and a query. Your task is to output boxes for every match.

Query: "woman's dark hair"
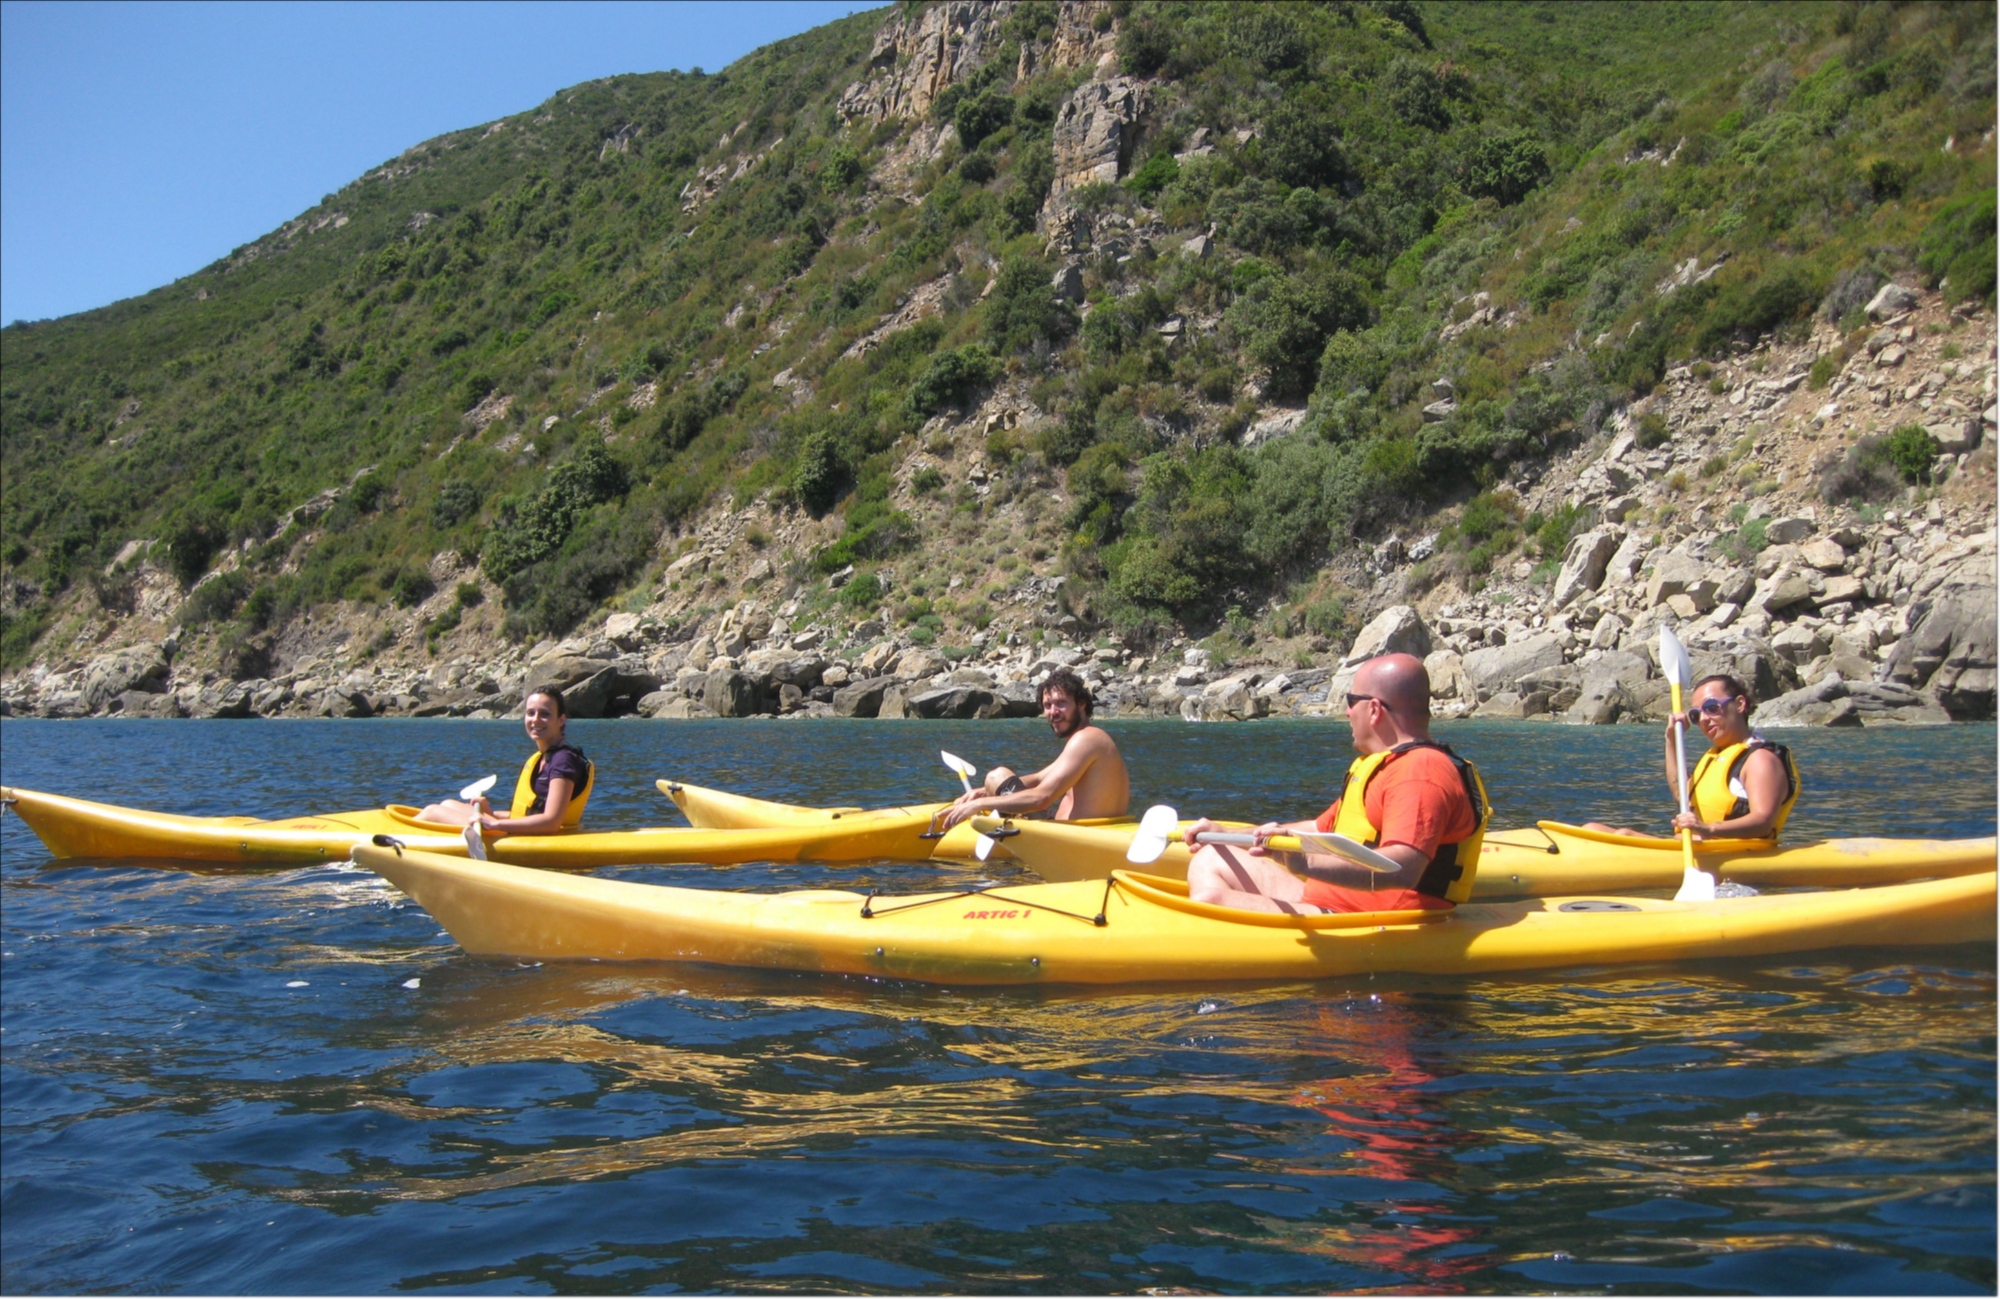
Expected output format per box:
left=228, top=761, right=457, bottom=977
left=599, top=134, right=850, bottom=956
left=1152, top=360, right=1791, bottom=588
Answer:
left=1040, top=668, right=1094, bottom=718
left=1691, top=673, right=1753, bottom=709
left=525, top=684, right=569, bottom=716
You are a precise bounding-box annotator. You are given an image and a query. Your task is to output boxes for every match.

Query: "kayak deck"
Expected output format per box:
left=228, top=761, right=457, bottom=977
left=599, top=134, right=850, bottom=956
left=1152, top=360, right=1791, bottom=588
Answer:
left=352, top=842, right=1998, bottom=987
left=1, top=785, right=936, bottom=869
left=975, top=814, right=1999, bottom=898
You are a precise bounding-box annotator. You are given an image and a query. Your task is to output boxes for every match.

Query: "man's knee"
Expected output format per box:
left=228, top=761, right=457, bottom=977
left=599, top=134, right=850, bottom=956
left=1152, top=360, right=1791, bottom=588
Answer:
left=982, top=767, right=1022, bottom=796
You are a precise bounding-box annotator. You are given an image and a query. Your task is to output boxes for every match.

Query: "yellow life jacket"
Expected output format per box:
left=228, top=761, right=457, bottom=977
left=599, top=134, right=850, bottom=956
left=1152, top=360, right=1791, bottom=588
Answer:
left=1330, top=741, right=1491, bottom=904
left=509, top=743, right=593, bottom=828
left=1689, top=738, right=1798, bottom=837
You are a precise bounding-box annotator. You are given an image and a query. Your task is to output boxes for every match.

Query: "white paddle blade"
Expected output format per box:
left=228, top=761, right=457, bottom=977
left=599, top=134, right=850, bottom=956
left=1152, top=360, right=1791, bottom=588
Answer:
left=460, top=774, right=498, bottom=802
left=1674, top=864, right=1716, bottom=902
left=461, top=820, right=488, bottom=861
left=974, top=832, right=997, bottom=861
left=1658, top=624, right=1694, bottom=691
left=1295, top=830, right=1401, bottom=874
left=1125, top=804, right=1182, bottom=864
left=939, top=750, right=977, bottom=793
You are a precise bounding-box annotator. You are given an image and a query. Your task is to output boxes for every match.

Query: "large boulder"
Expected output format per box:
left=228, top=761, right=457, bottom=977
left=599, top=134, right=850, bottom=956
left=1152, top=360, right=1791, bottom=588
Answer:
left=1603, top=533, right=1648, bottom=588
left=1754, top=677, right=1864, bottom=728
left=114, top=689, right=184, bottom=719
left=1341, top=604, right=1433, bottom=666
left=185, top=682, right=254, bottom=719
left=893, top=648, right=947, bottom=680
left=1046, top=75, right=1148, bottom=206
left=1515, top=664, right=1582, bottom=713
left=703, top=670, right=766, bottom=718
left=831, top=675, right=899, bottom=718
left=1463, top=631, right=1565, bottom=697
left=1551, top=528, right=1622, bottom=608
left=909, top=686, right=1008, bottom=720
left=1689, top=635, right=1795, bottom=704
left=1754, top=675, right=1949, bottom=727
left=1423, top=649, right=1473, bottom=702
left=526, top=654, right=615, bottom=693
left=1472, top=690, right=1550, bottom=719
left=1644, top=551, right=1717, bottom=611
left=1565, top=674, right=1631, bottom=725
left=80, top=643, right=170, bottom=713
left=1882, top=567, right=1997, bottom=719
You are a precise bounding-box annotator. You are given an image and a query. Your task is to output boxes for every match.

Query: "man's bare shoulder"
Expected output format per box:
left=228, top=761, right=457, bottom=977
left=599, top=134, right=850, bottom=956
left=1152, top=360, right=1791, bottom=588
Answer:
left=1062, top=723, right=1122, bottom=759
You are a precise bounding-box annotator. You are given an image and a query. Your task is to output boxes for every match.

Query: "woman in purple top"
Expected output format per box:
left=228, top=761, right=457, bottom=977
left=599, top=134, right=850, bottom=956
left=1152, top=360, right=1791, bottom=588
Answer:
left=419, top=685, right=592, bottom=835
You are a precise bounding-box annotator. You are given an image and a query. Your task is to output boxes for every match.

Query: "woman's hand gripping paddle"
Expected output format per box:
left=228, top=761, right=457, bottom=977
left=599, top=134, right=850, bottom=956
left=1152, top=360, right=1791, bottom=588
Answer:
left=1124, top=805, right=1400, bottom=873
left=1658, top=625, right=1714, bottom=902
left=459, top=774, right=496, bottom=861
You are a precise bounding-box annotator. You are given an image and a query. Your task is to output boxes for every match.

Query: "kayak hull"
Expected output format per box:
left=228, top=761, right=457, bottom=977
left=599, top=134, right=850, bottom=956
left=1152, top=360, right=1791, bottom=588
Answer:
left=0, top=786, right=933, bottom=869
left=977, top=816, right=2000, bottom=898
left=352, top=842, right=1998, bottom=987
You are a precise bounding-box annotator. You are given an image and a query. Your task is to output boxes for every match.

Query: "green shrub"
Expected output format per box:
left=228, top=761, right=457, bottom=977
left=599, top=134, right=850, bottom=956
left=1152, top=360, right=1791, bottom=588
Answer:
left=430, top=480, right=480, bottom=529
left=388, top=565, right=435, bottom=609
left=1918, top=189, right=1998, bottom=304
left=1807, top=352, right=1843, bottom=390
left=953, top=89, right=1015, bottom=150
left=1532, top=502, right=1587, bottom=557
left=160, top=516, right=222, bottom=587
left=908, top=345, right=996, bottom=415
left=1225, top=269, right=1367, bottom=401
left=481, top=443, right=631, bottom=581
left=175, top=570, right=250, bottom=626
left=984, top=257, right=1072, bottom=354
left=1462, top=128, right=1550, bottom=205
left=911, top=467, right=945, bottom=495
left=1635, top=412, right=1671, bottom=448
left=793, top=428, right=846, bottom=514
left=838, top=571, right=882, bottom=609
left=1878, top=423, right=1942, bottom=483
left=1124, top=150, right=1179, bottom=200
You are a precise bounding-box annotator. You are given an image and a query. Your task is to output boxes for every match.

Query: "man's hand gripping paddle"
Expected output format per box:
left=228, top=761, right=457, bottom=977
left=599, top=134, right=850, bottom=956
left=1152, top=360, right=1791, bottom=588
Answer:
left=1658, top=625, right=1714, bottom=902
left=940, top=751, right=1004, bottom=860
left=1123, top=804, right=1401, bottom=873
left=459, top=774, right=496, bottom=861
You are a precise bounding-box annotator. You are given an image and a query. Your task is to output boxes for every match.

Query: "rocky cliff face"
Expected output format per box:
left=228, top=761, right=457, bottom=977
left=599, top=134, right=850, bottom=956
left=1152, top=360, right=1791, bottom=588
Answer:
left=3, top=4, right=1994, bottom=732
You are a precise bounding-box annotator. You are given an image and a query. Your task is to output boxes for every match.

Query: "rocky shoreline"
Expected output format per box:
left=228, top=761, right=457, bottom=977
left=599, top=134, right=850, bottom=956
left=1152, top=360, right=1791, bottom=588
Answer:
left=5, top=288, right=1994, bottom=728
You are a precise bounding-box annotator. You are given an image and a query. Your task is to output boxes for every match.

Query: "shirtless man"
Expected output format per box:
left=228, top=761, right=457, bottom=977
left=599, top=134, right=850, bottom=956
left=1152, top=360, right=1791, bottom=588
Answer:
left=939, top=668, right=1130, bottom=828
left=1182, top=652, right=1488, bottom=913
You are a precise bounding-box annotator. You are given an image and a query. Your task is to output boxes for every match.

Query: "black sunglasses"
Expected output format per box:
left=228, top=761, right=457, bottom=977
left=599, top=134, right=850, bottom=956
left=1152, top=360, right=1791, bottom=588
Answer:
left=1345, top=693, right=1392, bottom=713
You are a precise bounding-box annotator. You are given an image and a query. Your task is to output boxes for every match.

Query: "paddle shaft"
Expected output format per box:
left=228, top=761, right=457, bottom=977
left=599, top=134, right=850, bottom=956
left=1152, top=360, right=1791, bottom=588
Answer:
left=1669, top=681, right=1698, bottom=874
left=1194, top=830, right=1396, bottom=873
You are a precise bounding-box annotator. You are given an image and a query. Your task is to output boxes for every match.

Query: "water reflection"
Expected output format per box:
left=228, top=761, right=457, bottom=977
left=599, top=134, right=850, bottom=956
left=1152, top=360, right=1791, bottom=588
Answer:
left=3, top=721, right=1992, bottom=1293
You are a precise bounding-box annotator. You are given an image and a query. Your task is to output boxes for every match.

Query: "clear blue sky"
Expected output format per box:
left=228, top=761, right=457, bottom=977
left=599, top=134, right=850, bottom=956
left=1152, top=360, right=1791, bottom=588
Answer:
left=0, top=0, right=881, bottom=325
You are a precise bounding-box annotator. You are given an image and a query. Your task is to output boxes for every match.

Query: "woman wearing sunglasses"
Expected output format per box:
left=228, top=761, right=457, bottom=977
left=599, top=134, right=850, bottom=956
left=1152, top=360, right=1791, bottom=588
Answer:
left=1590, top=673, right=1800, bottom=841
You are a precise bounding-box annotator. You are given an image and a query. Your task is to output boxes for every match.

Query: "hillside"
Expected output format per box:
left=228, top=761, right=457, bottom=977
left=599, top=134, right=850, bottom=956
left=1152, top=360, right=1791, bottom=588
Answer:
left=2, top=0, right=1994, bottom=726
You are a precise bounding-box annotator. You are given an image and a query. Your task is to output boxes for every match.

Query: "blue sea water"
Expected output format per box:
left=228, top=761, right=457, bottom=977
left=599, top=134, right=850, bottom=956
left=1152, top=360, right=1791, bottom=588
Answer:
left=2, top=716, right=1994, bottom=1294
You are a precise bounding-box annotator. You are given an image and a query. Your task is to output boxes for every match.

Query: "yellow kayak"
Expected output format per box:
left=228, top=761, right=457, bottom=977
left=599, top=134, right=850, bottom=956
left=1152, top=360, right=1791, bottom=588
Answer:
left=351, top=841, right=1998, bottom=986
left=971, top=815, right=1999, bottom=899
left=0, top=785, right=936, bottom=869
left=657, top=778, right=1147, bottom=863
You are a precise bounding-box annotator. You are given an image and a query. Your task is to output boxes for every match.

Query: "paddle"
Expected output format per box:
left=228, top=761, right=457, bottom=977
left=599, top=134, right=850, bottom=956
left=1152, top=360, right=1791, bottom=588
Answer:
left=1123, top=804, right=1400, bottom=873
left=459, top=775, right=496, bottom=861
left=940, top=751, right=978, bottom=794
left=1658, top=625, right=1715, bottom=902
left=940, top=751, right=1006, bottom=858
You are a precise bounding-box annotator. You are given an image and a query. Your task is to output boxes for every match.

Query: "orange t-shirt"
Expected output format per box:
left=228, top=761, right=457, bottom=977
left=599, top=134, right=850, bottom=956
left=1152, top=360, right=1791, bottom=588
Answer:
left=1316, top=746, right=1478, bottom=858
